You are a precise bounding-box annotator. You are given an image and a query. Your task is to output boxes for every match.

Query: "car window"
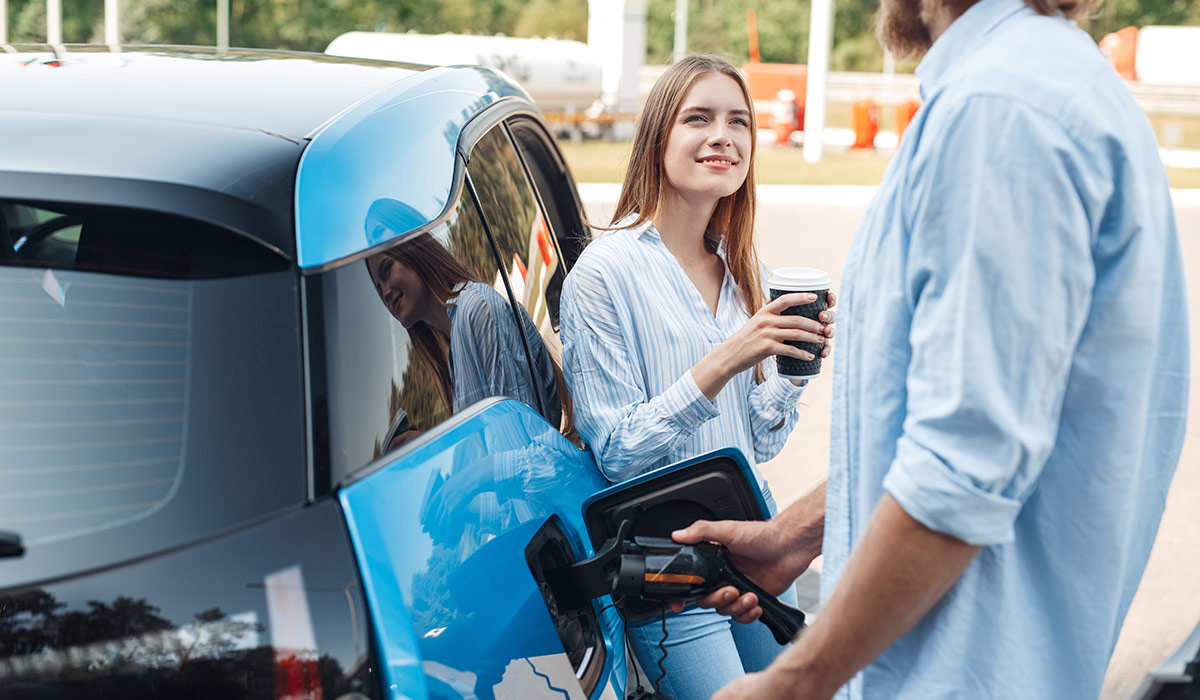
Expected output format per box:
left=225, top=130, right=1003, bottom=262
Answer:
left=0, top=200, right=303, bottom=584
left=468, top=127, right=563, bottom=334
left=506, top=117, right=589, bottom=276
left=312, top=187, right=567, bottom=489
left=466, top=125, right=577, bottom=440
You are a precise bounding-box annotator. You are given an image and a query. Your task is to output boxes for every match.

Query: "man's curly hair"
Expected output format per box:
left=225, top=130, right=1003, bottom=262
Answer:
left=1023, top=0, right=1103, bottom=21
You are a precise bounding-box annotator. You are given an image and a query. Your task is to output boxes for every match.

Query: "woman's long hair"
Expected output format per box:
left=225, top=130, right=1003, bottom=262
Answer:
left=610, top=54, right=767, bottom=382
left=1021, top=0, right=1102, bottom=20
left=376, top=233, right=479, bottom=414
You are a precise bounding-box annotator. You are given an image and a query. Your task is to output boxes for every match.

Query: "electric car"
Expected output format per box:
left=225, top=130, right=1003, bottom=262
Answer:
left=0, top=44, right=795, bottom=700
left=0, top=43, right=625, bottom=699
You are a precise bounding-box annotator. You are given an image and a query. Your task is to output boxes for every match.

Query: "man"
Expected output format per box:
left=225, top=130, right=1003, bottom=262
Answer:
left=672, top=0, right=1190, bottom=698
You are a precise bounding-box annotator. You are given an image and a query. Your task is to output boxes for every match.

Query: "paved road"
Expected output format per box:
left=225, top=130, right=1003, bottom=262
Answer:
left=580, top=184, right=1200, bottom=699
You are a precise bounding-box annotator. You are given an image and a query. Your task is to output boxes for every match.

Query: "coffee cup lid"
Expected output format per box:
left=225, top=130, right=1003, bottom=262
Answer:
left=768, top=267, right=831, bottom=291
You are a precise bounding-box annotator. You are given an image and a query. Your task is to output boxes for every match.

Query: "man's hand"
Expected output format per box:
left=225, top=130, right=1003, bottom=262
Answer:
left=670, top=518, right=812, bottom=620
left=669, top=482, right=826, bottom=619
left=711, top=670, right=793, bottom=700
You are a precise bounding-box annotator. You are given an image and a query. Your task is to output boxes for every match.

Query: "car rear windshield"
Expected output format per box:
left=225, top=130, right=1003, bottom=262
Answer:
left=0, top=200, right=305, bottom=585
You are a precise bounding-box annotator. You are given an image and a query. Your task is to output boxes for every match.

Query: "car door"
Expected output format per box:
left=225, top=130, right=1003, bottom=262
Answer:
left=307, top=115, right=626, bottom=700
left=0, top=200, right=374, bottom=699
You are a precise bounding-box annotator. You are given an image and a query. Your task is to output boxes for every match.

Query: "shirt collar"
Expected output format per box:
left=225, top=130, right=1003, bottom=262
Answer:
left=628, top=215, right=728, bottom=260
left=444, top=281, right=469, bottom=321
left=915, top=0, right=1029, bottom=99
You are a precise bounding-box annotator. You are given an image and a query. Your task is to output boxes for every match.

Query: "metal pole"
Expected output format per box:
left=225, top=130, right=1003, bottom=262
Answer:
left=1, top=0, right=7, bottom=44
left=104, top=0, right=118, bottom=45
left=747, top=9, right=760, bottom=62
left=216, top=0, right=229, bottom=52
left=803, top=0, right=834, bottom=163
left=673, top=0, right=687, bottom=63
left=46, top=0, right=61, bottom=43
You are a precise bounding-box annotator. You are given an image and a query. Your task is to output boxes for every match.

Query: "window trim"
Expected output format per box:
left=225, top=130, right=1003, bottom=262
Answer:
left=297, top=99, right=544, bottom=278
left=502, top=116, right=590, bottom=273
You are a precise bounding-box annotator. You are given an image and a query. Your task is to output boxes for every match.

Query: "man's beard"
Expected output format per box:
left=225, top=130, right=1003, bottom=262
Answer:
left=875, top=0, right=935, bottom=61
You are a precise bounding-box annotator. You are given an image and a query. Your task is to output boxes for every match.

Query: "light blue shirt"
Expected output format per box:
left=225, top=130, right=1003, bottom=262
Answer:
left=825, top=1, right=1190, bottom=698
left=447, top=281, right=560, bottom=422
left=560, top=216, right=805, bottom=490
left=443, top=281, right=564, bottom=533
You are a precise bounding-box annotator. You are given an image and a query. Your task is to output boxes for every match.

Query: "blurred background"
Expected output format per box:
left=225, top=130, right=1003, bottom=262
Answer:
left=5, top=0, right=1199, bottom=697
left=6, top=0, right=1199, bottom=186
left=5, top=0, right=1197, bottom=69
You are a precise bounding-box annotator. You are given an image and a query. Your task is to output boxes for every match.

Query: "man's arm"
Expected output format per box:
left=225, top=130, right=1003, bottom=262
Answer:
left=712, top=494, right=979, bottom=700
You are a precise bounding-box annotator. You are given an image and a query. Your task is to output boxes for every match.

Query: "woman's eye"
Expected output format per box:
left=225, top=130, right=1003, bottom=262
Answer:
left=731, top=118, right=749, bottom=127
left=684, top=114, right=706, bottom=123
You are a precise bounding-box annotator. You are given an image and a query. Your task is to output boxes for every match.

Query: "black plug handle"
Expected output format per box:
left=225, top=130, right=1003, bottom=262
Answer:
left=721, top=562, right=806, bottom=645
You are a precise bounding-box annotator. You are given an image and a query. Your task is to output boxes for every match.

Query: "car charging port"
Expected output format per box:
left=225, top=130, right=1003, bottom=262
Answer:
left=525, top=517, right=607, bottom=697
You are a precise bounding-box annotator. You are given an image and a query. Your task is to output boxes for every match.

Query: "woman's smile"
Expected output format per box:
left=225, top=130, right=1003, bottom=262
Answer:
left=696, top=154, right=738, bottom=170
left=661, top=72, right=752, bottom=204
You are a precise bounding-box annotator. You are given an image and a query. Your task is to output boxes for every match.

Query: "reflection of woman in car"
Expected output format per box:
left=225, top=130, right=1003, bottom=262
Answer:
left=365, top=200, right=572, bottom=438
left=559, top=55, right=835, bottom=699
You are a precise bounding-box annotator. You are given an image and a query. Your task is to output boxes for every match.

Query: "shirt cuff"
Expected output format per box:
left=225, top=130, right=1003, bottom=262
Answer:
left=762, top=374, right=806, bottom=407
left=882, top=435, right=1022, bottom=546
left=660, top=370, right=720, bottom=430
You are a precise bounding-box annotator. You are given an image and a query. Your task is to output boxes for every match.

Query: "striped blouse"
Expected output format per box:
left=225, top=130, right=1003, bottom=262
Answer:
left=559, top=216, right=805, bottom=490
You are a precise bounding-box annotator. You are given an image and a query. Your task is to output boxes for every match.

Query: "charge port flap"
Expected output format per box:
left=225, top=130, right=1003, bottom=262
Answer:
left=580, top=448, right=767, bottom=623
left=581, top=448, right=766, bottom=562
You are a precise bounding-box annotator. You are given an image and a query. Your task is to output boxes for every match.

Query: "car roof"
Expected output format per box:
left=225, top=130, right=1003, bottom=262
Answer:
left=0, top=45, right=535, bottom=262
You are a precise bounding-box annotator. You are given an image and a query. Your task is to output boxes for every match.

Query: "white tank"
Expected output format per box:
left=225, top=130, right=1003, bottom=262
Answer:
left=325, top=31, right=604, bottom=114
left=1135, top=26, right=1200, bottom=86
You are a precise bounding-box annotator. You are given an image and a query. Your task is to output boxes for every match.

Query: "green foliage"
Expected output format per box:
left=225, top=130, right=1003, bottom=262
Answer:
left=121, top=0, right=215, bottom=45
left=644, top=0, right=1200, bottom=71
left=4, top=0, right=587, bottom=52
left=4, top=0, right=1195, bottom=68
left=1085, top=0, right=1200, bottom=39
left=10, top=0, right=102, bottom=43
left=832, top=32, right=883, bottom=72
left=646, top=0, right=812, bottom=65
left=833, top=0, right=883, bottom=71
left=513, top=0, right=588, bottom=39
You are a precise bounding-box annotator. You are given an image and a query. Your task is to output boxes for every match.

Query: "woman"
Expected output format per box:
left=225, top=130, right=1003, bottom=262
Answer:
left=559, top=55, right=834, bottom=699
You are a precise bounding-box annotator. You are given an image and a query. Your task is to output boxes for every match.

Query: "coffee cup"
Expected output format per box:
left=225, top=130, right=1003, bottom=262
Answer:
left=768, top=267, right=832, bottom=381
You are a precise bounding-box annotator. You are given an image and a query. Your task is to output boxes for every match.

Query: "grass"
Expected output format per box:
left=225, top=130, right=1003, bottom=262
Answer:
left=559, top=140, right=1200, bottom=189
left=559, top=141, right=893, bottom=186
left=1168, top=168, right=1200, bottom=189
left=1150, top=114, right=1200, bottom=151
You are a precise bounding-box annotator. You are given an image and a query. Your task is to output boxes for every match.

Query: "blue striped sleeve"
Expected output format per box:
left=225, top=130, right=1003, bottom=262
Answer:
left=561, top=247, right=719, bottom=483
left=748, top=370, right=805, bottom=462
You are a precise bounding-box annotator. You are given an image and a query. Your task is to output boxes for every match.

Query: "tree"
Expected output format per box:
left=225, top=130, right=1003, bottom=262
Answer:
left=646, top=0, right=812, bottom=66
left=9, top=0, right=102, bottom=42
left=1085, top=0, right=1200, bottom=38
left=513, top=0, right=587, bottom=40
left=4, top=0, right=1196, bottom=68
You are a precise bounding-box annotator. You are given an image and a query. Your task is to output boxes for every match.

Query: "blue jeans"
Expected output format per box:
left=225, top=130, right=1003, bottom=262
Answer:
left=626, top=490, right=798, bottom=700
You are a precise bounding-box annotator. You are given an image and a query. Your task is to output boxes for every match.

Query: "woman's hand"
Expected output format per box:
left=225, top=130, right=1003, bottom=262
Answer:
left=819, top=291, right=837, bottom=358
left=692, top=291, right=832, bottom=400
left=727, top=291, right=829, bottom=371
